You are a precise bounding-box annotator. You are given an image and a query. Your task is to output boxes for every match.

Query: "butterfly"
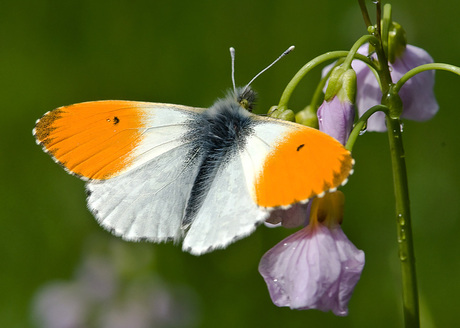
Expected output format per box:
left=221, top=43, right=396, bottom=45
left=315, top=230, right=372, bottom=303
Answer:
left=33, top=48, right=353, bottom=255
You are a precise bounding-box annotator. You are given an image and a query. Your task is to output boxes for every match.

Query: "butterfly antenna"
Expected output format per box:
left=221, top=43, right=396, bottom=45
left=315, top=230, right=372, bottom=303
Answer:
left=242, top=45, right=295, bottom=94
left=229, top=47, right=237, bottom=94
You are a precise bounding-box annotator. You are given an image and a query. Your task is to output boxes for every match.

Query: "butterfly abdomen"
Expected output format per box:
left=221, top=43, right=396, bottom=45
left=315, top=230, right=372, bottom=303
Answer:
left=181, top=96, right=255, bottom=229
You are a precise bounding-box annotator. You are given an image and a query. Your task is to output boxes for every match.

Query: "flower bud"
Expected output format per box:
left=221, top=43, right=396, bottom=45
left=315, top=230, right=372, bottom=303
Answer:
left=317, top=96, right=355, bottom=145
left=387, top=21, right=407, bottom=63
left=267, top=106, right=295, bottom=122
left=325, top=66, right=357, bottom=104
left=295, top=105, right=319, bottom=128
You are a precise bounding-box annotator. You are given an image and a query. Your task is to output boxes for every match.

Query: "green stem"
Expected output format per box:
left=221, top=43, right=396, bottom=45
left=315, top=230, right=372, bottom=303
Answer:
left=368, top=18, right=419, bottom=326
left=345, top=105, right=388, bottom=151
left=372, top=4, right=393, bottom=93
left=376, top=1, right=382, bottom=39
left=386, top=116, right=419, bottom=328
left=381, top=4, right=392, bottom=58
left=343, top=35, right=379, bottom=68
left=277, top=51, right=376, bottom=111
left=394, top=63, right=460, bottom=94
left=358, top=0, right=373, bottom=27
left=374, top=43, right=393, bottom=92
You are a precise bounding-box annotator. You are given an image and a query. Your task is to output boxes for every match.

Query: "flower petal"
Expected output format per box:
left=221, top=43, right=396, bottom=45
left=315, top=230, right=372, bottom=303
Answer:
left=396, top=45, right=439, bottom=121
left=331, top=228, right=365, bottom=315
left=259, top=224, right=364, bottom=315
left=317, top=97, right=355, bottom=145
left=351, top=44, right=438, bottom=131
left=353, top=55, right=389, bottom=132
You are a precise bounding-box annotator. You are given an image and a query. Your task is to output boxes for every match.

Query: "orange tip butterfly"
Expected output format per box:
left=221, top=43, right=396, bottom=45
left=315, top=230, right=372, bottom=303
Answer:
left=33, top=47, right=353, bottom=255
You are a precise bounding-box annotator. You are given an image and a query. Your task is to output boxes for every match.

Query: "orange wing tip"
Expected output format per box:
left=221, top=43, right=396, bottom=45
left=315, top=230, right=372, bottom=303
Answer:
left=40, top=144, right=93, bottom=181
left=33, top=111, right=50, bottom=142
left=34, top=101, right=148, bottom=181
left=34, top=112, right=91, bottom=182
left=256, top=152, right=355, bottom=211
left=253, top=127, right=355, bottom=209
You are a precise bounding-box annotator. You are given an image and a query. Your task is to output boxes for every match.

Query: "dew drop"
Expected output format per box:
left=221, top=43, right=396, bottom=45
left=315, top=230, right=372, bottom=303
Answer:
left=400, top=122, right=404, bottom=132
left=400, top=228, right=406, bottom=241
left=358, top=122, right=368, bottom=135
left=399, top=250, right=408, bottom=261
left=398, top=214, right=405, bottom=226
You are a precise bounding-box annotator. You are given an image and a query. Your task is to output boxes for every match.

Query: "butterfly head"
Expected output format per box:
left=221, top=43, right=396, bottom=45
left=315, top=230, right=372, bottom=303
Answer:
left=233, top=86, right=255, bottom=112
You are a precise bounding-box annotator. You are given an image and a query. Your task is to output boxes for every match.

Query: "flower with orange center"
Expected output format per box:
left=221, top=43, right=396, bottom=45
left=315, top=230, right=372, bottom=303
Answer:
left=259, top=191, right=364, bottom=316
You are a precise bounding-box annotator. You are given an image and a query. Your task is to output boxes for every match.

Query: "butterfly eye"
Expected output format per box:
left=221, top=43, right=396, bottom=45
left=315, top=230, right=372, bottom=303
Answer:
left=237, top=87, right=257, bottom=111
left=239, top=98, right=251, bottom=111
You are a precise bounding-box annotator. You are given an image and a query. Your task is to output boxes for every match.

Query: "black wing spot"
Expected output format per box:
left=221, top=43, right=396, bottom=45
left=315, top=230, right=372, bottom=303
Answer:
left=106, top=116, right=120, bottom=125
left=297, top=144, right=305, bottom=151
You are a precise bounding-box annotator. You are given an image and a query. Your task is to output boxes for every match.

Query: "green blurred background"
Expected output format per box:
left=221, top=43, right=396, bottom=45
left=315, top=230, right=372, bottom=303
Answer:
left=2, top=0, right=459, bottom=327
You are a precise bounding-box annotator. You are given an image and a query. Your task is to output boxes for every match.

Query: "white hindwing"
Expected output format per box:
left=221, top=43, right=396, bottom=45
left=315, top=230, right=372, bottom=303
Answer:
left=182, top=152, right=269, bottom=255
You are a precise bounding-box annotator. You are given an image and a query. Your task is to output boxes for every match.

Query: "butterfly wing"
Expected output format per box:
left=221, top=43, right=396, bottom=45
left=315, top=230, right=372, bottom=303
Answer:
left=34, top=101, right=205, bottom=242
left=248, top=117, right=353, bottom=208
left=34, top=100, right=205, bottom=180
left=182, top=115, right=353, bottom=255
left=87, top=142, right=203, bottom=243
left=182, top=152, right=271, bottom=255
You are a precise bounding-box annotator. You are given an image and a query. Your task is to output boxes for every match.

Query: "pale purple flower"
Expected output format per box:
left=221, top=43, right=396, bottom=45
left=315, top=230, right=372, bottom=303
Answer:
left=317, top=96, right=355, bottom=145
left=259, top=223, right=364, bottom=315
left=352, top=43, right=438, bottom=131
left=32, top=282, right=89, bottom=328
left=32, top=238, right=200, bottom=328
left=260, top=191, right=364, bottom=315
